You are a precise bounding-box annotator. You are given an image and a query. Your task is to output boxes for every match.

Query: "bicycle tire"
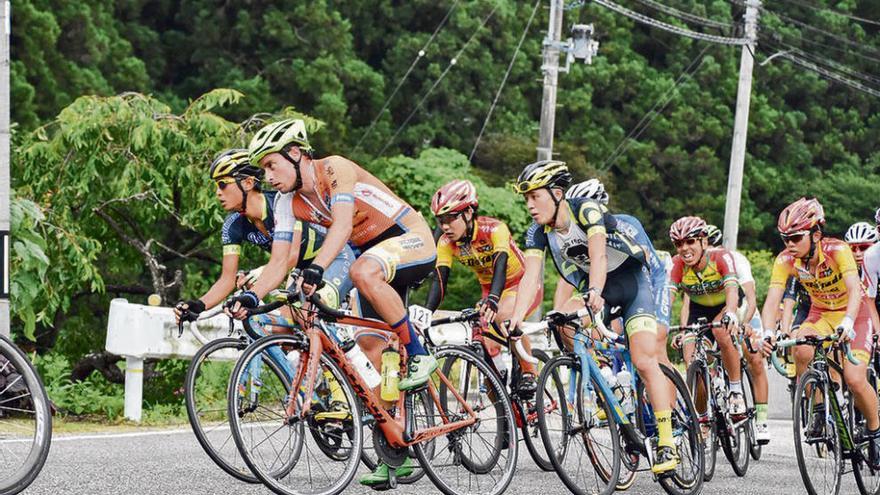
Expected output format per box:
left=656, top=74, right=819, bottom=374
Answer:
left=519, top=348, right=560, bottom=472
left=718, top=369, right=750, bottom=477
left=536, top=354, right=619, bottom=495
left=743, top=365, right=762, bottom=461
left=0, top=335, right=52, bottom=495
left=228, top=334, right=361, bottom=495
left=686, top=360, right=717, bottom=482
left=793, top=369, right=843, bottom=495
left=185, top=337, right=265, bottom=483
left=418, top=345, right=518, bottom=495
left=853, top=365, right=880, bottom=495
left=644, top=364, right=705, bottom=495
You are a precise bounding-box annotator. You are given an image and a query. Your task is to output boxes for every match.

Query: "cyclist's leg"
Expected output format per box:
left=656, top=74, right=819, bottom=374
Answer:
left=840, top=304, right=879, bottom=431
left=651, top=269, right=676, bottom=408
left=744, top=313, right=770, bottom=432
left=793, top=309, right=823, bottom=378
left=352, top=228, right=436, bottom=389
left=710, top=302, right=742, bottom=385
left=316, top=243, right=356, bottom=309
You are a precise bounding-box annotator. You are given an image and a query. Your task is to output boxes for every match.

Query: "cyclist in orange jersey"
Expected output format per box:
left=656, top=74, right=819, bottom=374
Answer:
left=760, top=198, right=880, bottom=468
left=424, top=180, right=542, bottom=397
left=239, top=119, right=438, bottom=390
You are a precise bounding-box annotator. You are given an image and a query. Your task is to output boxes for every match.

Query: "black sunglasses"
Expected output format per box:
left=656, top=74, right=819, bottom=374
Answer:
left=780, top=231, right=809, bottom=244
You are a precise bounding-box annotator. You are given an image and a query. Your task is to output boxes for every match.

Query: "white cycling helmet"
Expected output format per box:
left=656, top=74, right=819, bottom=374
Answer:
left=875, top=207, right=880, bottom=225
left=565, top=178, right=609, bottom=204
left=845, top=222, right=879, bottom=244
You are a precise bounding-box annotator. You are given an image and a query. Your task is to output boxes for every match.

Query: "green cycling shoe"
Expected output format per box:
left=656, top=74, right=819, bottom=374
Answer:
left=398, top=354, right=438, bottom=391
left=359, top=459, right=415, bottom=489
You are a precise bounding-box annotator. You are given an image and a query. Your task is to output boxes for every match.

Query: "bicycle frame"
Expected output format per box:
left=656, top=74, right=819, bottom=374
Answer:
left=288, top=308, right=478, bottom=450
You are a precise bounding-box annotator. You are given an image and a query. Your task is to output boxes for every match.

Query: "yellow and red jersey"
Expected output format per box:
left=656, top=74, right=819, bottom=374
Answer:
left=769, top=237, right=860, bottom=311
left=669, top=249, right=738, bottom=307
left=436, top=216, right=525, bottom=289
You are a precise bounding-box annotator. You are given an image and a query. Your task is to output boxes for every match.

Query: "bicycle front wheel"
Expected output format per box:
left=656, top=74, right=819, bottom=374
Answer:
left=423, top=345, right=518, bottom=495
left=185, top=337, right=267, bottom=483
left=685, top=360, right=716, bottom=482
left=536, top=354, right=619, bottom=495
left=793, top=369, right=842, bottom=495
left=0, top=335, right=52, bottom=495
left=228, top=334, right=361, bottom=495
left=853, top=365, right=880, bottom=495
left=520, top=348, right=561, bottom=472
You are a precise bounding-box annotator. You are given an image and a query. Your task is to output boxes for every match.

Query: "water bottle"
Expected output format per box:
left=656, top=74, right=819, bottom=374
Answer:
left=342, top=340, right=382, bottom=389
left=286, top=350, right=301, bottom=377
left=380, top=346, right=400, bottom=401
left=492, top=353, right=508, bottom=387
left=617, top=365, right=635, bottom=416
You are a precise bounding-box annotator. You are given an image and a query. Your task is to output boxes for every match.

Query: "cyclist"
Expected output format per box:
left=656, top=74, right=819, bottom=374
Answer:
left=505, top=160, right=678, bottom=475
left=174, top=149, right=353, bottom=323
left=668, top=216, right=744, bottom=415
left=553, top=179, right=675, bottom=378
left=704, top=224, right=771, bottom=444
left=424, top=180, right=541, bottom=396
left=759, top=197, right=880, bottom=467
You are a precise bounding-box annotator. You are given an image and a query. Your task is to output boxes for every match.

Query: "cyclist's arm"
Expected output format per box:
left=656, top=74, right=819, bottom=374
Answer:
left=679, top=292, right=689, bottom=326
left=487, top=252, right=509, bottom=302
left=761, top=286, right=785, bottom=334
left=199, top=253, right=240, bottom=309
left=741, top=281, right=758, bottom=323
left=842, top=271, right=863, bottom=322
left=553, top=278, right=576, bottom=310
left=509, top=253, right=543, bottom=328
left=249, top=230, right=299, bottom=299
left=284, top=223, right=303, bottom=271
left=311, top=159, right=356, bottom=269
left=425, top=266, right=450, bottom=312
left=780, top=297, right=796, bottom=334
left=587, top=232, right=607, bottom=294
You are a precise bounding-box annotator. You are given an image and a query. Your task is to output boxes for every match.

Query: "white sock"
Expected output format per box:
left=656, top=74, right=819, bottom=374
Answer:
left=729, top=381, right=743, bottom=394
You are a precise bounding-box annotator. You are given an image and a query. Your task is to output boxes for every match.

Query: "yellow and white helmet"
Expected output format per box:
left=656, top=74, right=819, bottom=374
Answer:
left=248, top=118, right=313, bottom=166
left=512, top=160, right=572, bottom=194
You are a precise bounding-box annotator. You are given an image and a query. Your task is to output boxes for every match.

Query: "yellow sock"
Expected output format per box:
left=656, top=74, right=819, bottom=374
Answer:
left=655, top=409, right=674, bottom=448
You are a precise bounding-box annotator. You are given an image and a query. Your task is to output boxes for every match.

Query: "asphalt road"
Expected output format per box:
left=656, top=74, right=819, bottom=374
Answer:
left=24, top=419, right=862, bottom=495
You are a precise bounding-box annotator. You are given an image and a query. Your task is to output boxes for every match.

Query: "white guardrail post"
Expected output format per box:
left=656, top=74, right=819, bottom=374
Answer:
left=105, top=298, right=243, bottom=422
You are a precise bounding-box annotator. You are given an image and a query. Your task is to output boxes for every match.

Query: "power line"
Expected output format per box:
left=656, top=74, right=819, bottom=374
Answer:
left=354, top=0, right=460, bottom=153
left=377, top=4, right=500, bottom=157
left=761, top=5, right=880, bottom=59
left=764, top=26, right=880, bottom=65
left=777, top=51, right=880, bottom=98
left=593, top=0, right=749, bottom=45
left=775, top=0, right=880, bottom=27
left=631, top=0, right=733, bottom=30
left=599, top=44, right=711, bottom=171
left=469, top=0, right=541, bottom=162
left=764, top=39, right=880, bottom=87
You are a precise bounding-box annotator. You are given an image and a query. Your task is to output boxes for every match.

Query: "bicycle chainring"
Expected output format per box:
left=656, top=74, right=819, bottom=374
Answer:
left=373, top=430, right=409, bottom=468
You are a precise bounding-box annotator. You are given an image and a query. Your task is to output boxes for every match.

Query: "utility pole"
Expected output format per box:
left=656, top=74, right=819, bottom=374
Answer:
left=537, top=0, right=565, bottom=161
left=0, top=1, right=10, bottom=338
left=722, top=0, right=760, bottom=251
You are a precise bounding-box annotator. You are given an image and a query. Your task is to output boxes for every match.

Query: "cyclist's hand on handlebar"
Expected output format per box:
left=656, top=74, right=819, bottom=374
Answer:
left=174, top=299, right=205, bottom=325
left=760, top=334, right=775, bottom=357
left=671, top=332, right=684, bottom=350
left=504, top=315, right=523, bottom=337
left=836, top=316, right=856, bottom=343
left=224, top=290, right=259, bottom=320
left=300, top=263, right=325, bottom=296
left=722, top=311, right=739, bottom=335
left=478, top=295, right=499, bottom=325
left=583, top=288, right=604, bottom=314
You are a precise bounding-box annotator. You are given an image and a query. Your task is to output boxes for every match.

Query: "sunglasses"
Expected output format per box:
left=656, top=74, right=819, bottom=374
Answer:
left=215, top=177, right=237, bottom=190
left=437, top=211, right=463, bottom=225
left=673, top=238, right=700, bottom=249
left=850, top=243, right=874, bottom=253
left=780, top=230, right=810, bottom=245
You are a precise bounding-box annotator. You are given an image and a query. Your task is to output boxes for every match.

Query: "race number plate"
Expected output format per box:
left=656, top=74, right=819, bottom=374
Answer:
left=408, top=304, right=432, bottom=331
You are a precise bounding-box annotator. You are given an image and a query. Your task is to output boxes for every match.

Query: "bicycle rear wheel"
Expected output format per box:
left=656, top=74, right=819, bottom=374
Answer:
left=685, top=360, right=716, bottom=482
left=422, top=346, right=518, bottom=495
left=0, top=335, right=52, bottom=495
left=743, top=365, right=762, bottom=461
left=228, top=334, right=361, bottom=495
left=793, top=369, right=842, bottom=495
left=639, top=364, right=704, bottom=495
left=536, top=354, right=619, bottom=495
